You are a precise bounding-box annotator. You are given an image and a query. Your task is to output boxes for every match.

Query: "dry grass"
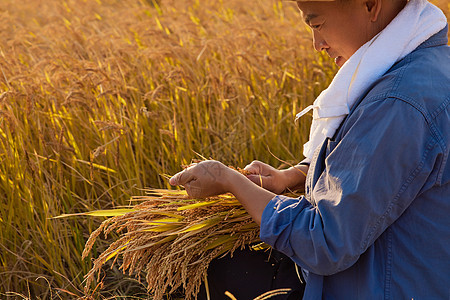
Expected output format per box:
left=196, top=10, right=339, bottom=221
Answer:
left=0, top=0, right=330, bottom=297
left=75, top=189, right=262, bottom=300
left=0, top=0, right=448, bottom=298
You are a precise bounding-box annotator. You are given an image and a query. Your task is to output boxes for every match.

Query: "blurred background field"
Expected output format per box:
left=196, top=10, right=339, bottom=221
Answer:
left=0, top=0, right=448, bottom=298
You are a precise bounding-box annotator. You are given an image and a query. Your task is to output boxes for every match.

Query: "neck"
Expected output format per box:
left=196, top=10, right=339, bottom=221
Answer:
left=374, top=0, right=408, bottom=35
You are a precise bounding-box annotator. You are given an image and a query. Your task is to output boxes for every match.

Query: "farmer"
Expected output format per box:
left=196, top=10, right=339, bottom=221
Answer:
left=170, top=0, right=450, bottom=298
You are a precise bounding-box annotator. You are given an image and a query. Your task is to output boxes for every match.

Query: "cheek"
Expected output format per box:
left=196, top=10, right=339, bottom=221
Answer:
left=345, top=16, right=373, bottom=53
left=337, top=25, right=369, bottom=58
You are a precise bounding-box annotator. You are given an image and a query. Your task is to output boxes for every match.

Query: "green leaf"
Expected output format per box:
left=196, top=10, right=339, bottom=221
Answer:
left=178, top=222, right=208, bottom=233
left=147, top=217, right=183, bottom=225
left=177, top=216, right=222, bottom=235
left=143, top=223, right=182, bottom=232
left=126, top=235, right=177, bottom=252
left=177, top=200, right=220, bottom=211
left=52, top=208, right=136, bottom=219
left=105, top=240, right=130, bottom=262
left=204, top=235, right=237, bottom=251
left=251, top=242, right=270, bottom=251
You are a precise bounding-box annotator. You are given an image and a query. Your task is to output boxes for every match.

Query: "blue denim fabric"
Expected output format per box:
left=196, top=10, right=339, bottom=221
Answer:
left=260, top=25, right=450, bottom=299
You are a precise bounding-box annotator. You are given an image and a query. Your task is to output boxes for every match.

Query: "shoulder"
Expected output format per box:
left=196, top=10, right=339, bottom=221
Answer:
left=341, top=43, right=450, bottom=179
left=361, top=43, right=450, bottom=118
left=351, top=43, right=450, bottom=139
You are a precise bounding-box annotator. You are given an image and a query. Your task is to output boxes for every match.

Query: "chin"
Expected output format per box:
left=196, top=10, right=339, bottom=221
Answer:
left=335, top=56, right=346, bottom=67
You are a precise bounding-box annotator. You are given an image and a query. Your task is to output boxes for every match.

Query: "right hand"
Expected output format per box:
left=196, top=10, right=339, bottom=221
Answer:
left=243, top=161, right=289, bottom=194
left=169, top=160, right=235, bottom=199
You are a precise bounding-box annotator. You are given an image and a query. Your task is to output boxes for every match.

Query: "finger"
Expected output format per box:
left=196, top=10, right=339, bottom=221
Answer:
left=246, top=174, right=266, bottom=188
left=184, top=182, right=203, bottom=199
left=169, top=169, right=196, bottom=186
left=169, top=171, right=182, bottom=186
left=244, top=160, right=263, bottom=174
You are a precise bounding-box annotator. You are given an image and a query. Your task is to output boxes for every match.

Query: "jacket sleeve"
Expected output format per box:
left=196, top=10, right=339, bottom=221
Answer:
left=260, top=98, right=442, bottom=275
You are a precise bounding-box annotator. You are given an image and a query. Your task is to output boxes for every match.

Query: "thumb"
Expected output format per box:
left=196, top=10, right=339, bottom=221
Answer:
left=169, top=170, right=195, bottom=186
left=244, top=160, right=265, bottom=174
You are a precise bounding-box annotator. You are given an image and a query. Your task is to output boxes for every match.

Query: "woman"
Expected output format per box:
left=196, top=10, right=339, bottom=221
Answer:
left=170, top=0, right=450, bottom=298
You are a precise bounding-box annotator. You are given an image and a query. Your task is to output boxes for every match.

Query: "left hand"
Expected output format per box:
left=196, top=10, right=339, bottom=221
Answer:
left=169, top=160, right=234, bottom=198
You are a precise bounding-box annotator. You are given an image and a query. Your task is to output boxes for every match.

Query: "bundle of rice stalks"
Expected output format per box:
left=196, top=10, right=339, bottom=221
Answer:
left=71, top=188, right=268, bottom=300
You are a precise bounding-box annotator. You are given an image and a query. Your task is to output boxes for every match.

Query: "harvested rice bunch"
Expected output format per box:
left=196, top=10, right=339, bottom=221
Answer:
left=79, top=189, right=266, bottom=300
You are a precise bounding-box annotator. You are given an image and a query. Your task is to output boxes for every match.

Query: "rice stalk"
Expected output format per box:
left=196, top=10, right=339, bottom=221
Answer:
left=76, top=188, right=265, bottom=300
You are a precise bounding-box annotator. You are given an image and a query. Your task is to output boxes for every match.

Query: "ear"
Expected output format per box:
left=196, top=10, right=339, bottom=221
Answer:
left=365, top=0, right=382, bottom=22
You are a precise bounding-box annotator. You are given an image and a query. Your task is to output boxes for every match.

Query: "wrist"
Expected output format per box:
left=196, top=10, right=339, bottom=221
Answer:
left=280, top=165, right=307, bottom=191
left=222, top=166, right=245, bottom=194
left=223, top=167, right=276, bottom=225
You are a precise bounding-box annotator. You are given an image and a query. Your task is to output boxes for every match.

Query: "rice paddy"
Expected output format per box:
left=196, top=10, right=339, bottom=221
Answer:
left=0, top=0, right=448, bottom=298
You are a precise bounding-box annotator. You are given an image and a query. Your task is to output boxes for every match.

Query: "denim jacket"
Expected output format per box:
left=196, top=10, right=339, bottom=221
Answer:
left=260, top=25, right=450, bottom=299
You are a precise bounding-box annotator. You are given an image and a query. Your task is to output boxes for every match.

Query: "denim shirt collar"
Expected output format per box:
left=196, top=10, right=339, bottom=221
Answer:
left=416, top=23, right=449, bottom=50
left=328, top=23, right=449, bottom=143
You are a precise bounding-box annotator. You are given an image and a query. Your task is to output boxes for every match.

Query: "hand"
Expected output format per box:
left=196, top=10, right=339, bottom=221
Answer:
left=244, top=160, right=289, bottom=194
left=169, top=160, right=235, bottom=198
left=244, top=160, right=309, bottom=194
left=171, top=160, right=279, bottom=225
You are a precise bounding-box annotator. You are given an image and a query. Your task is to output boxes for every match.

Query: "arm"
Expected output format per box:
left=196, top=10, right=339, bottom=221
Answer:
left=260, top=99, right=439, bottom=275
left=280, top=163, right=309, bottom=191
left=169, top=159, right=309, bottom=224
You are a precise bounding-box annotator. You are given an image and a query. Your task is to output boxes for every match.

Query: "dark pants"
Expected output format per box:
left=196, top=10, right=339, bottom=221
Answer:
left=197, top=247, right=305, bottom=300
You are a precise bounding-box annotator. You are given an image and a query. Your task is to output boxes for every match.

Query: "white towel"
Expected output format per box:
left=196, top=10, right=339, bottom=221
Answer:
left=296, top=0, right=447, bottom=162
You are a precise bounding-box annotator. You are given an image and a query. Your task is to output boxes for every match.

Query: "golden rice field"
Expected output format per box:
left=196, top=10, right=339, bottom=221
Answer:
left=0, top=0, right=448, bottom=298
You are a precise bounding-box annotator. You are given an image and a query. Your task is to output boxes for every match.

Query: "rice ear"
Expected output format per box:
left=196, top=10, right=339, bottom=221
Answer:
left=81, top=188, right=269, bottom=300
